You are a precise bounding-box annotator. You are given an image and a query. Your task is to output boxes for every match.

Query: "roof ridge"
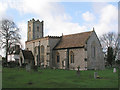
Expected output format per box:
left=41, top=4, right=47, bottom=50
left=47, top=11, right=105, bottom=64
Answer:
left=54, top=30, right=93, bottom=49
left=62, top=31, right=93, bottom=37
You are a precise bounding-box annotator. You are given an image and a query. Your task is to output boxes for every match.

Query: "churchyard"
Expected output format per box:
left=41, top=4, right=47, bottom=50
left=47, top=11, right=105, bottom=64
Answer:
left=2, top=67, right=119, bottom=88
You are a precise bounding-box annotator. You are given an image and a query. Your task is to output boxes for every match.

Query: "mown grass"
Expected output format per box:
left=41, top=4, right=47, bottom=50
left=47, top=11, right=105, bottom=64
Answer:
left=2, top=67, right=119, bottom=88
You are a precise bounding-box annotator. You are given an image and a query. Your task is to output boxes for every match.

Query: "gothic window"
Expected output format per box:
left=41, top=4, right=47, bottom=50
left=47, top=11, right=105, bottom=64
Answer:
left=70, top=51, right=74, bottom=63
left=37, top=26, right=39, bottom=32
left=91, top=44, right=96, bottom=58
left=41, top=45, right=44, bottom=62
left=56, top=52, right=60, bottom=63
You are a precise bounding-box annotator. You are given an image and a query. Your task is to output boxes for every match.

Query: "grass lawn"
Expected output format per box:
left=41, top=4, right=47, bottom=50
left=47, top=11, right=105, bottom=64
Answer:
left=2, top=67, right=119, bottom=88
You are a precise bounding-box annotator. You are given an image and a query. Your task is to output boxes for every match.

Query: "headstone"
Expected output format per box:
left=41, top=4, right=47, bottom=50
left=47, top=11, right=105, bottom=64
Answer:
left=94, top=72, right=98, bottom=79
left=53, top=67, right=56, bottom=70
left=113, top=68, right=116, bottom=73
left=77, top=66, right=80, bottom=76
left=26, top=63, right=31, bottom=72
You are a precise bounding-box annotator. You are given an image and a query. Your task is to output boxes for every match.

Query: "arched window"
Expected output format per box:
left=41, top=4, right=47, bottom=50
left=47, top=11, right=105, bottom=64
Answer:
left=41, top=45, right=44, bottom=62
left=70, top=51, right=74, bottom=63
left=56, top=52, right=60, bottom=63
left=91, top=42, right=96, bottom=58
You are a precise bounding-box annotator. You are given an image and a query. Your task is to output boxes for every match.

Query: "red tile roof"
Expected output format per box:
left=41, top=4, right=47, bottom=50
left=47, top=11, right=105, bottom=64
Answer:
left=54, top=31, right=93, bottom=49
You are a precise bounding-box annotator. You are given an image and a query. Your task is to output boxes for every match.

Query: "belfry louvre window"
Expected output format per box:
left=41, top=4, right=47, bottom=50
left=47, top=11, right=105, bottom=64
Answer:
left=37, top=26, right=39, bottom=31
left=70, top=51, right=74, bottom=63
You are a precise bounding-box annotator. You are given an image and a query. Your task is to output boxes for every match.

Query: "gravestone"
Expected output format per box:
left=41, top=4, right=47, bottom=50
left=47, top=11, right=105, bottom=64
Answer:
left=113, top=68, right=116, bottom=73
left=26, top=63, right=31, bottom=72
left=94, top=72, right=98, bottom=79
left=77, top=66, right=80, bottom=76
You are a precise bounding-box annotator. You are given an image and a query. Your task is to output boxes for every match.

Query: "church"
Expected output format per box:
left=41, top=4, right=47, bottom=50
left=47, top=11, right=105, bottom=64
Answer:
left=25, top=18, right=105, bottom=70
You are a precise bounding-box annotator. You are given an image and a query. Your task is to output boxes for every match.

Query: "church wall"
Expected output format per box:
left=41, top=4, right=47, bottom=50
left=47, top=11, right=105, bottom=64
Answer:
left=25, top=38, right=49, bottom=66
left=54, top=48, right=87, bottom=70
left=40, top=38, right=49, bottom=67
left=26, top=37, right=61, bottom=67
left=53, top=49, right=67, bottom=69
left=49, top=38, right=61, bottom=67
left=69, top=48, right=87, bottom=70
left=86, top=31, right=105, bottom=70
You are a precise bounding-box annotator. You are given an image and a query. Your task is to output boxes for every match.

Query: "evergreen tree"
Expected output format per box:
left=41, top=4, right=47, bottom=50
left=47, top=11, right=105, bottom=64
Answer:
left=107, top=47, right=114, bottom=67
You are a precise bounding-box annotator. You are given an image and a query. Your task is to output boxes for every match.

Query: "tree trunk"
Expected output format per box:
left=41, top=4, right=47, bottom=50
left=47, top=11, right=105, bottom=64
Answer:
left=110, top=63, right=112, bottom=67
left=5, top=39, right=8, bottom=63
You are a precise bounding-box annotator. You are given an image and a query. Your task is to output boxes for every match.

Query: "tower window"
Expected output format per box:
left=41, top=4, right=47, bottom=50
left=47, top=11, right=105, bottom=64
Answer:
left=37, top=26, right=39, bottom=32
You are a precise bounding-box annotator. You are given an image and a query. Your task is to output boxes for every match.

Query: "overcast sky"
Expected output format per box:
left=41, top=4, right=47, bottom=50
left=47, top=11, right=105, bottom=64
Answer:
left=0, top=0, right=118, bottom=56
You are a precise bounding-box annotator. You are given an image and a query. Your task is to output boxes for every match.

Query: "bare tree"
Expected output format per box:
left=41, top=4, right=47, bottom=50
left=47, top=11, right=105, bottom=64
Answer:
left=99, top=32, right=118, bottom=51
left=99, top=32, right=118, bottom=66
left=0, top=19, right=21, bottom=63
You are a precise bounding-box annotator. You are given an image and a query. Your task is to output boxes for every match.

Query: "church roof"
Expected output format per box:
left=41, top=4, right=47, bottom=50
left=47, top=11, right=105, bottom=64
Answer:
left=21, top=50, right=34, bottom=60
left=54, top=31, right=93, bottom=49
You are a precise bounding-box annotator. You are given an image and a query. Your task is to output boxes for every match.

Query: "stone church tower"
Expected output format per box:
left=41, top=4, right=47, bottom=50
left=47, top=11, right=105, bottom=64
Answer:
left=27, top=18, right=43, bottom=41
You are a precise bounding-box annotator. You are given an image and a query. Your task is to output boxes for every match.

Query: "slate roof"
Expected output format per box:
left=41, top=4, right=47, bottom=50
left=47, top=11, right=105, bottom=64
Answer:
left=54, top=31, right=93, bottom=49
left=22, top=50, right=34, bottom=60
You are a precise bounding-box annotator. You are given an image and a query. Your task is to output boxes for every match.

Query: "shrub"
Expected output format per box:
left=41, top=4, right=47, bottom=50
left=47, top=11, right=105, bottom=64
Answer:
left=21, top=63, right=27, bottom=68
left=7, top=61, right=19, bottom=68
left=33, top=65, right=38, bottom=72
left=2, top=60, right=6, bottom=67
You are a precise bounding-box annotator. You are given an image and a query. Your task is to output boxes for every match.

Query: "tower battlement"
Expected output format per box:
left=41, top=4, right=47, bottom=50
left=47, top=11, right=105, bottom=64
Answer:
left=27, top=18, right=44, bottom=41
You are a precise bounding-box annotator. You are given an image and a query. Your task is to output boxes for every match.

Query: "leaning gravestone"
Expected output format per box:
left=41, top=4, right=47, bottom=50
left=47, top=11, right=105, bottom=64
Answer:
left=113, top=68, right=116, bottom=73
left=94, top=72, right=98, bottom=79
left=26, top=63, right=31, bottom=72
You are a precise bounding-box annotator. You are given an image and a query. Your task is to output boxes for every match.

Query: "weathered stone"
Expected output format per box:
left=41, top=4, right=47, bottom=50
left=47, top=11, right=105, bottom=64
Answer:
left=26, top=63, right=31, bottom=72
